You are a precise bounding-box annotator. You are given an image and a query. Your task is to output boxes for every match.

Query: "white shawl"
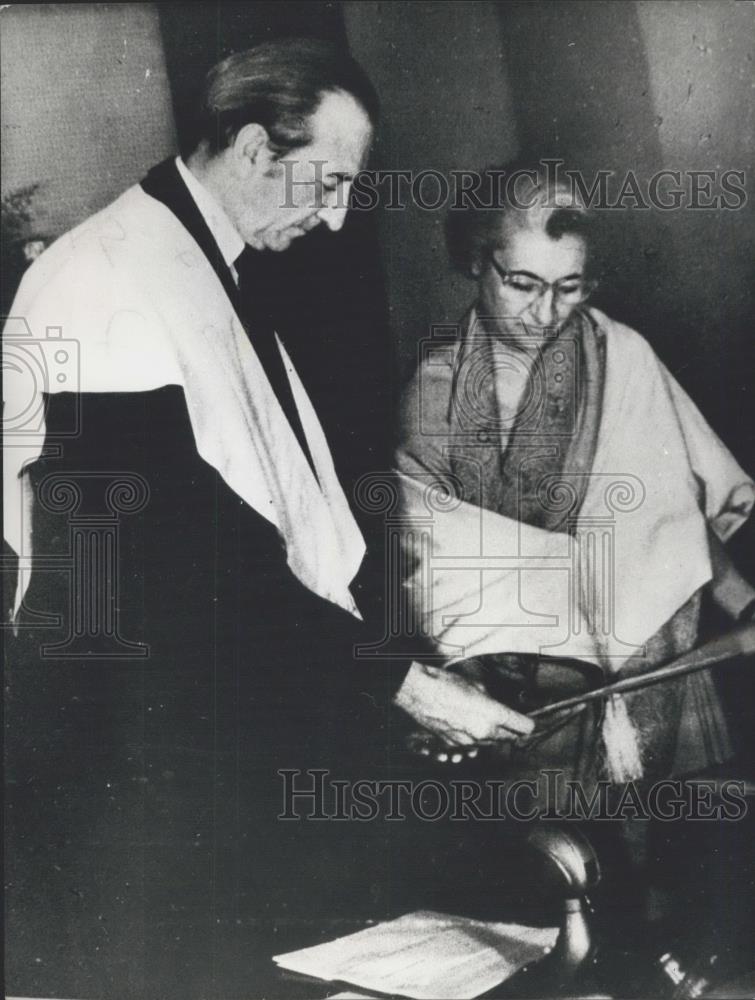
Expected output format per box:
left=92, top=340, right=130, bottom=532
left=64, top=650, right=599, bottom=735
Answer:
left=397, top=309, right=754, bottom=671
left=3, top=184, right=365, bottom=618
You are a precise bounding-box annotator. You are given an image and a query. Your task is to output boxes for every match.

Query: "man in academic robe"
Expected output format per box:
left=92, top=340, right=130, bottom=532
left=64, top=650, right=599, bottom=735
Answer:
left=4, top=40, right=522, bottom=998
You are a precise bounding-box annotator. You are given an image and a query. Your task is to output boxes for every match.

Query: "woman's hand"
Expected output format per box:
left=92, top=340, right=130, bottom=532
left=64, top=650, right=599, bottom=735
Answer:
left=394, top=661, right=535, bottom=763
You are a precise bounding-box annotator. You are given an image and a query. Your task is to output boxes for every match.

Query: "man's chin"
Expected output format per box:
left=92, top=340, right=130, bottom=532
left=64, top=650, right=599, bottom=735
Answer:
left=257, top=228, right=308, bottom=253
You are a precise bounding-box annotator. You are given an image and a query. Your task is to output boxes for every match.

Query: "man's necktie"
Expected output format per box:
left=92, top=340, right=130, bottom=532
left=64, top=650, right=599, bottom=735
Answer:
left=234, top=246, right=318, bottom=478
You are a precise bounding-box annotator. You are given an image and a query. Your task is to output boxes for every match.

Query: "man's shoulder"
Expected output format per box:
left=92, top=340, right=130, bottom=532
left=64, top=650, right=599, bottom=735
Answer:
left=15, top=179, right=190, bottom=312
left=23, top=186, right=141, bottom=274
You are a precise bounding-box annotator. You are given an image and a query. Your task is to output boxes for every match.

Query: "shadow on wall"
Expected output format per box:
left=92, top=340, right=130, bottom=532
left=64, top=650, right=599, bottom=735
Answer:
left=344, top=0, right=520, bottom=382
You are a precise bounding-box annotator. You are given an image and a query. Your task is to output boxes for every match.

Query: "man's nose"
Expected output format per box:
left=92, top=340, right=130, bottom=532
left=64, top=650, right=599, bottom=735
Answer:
left=317, top=183, right=351, bottom=232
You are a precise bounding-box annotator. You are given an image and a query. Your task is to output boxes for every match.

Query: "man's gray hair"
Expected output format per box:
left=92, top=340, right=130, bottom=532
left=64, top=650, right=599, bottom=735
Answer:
left=197, top=37, right=379, bottom=157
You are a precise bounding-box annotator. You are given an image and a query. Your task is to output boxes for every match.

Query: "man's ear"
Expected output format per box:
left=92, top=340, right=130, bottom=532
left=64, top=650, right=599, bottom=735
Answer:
left=232, top=123, right=275, bottom=175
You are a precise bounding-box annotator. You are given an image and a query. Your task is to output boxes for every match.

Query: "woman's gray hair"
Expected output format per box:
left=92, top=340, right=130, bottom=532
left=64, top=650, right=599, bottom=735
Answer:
left=446, top=161, right=596, bottom=279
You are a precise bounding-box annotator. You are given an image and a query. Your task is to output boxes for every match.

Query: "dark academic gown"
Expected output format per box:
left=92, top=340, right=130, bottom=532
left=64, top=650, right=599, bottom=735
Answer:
left=4, top=160, right=408, bottom=999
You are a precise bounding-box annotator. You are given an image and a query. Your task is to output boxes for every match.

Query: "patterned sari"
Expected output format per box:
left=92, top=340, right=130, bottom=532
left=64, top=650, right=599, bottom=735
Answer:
left=397, top=307, right=750, bottom=794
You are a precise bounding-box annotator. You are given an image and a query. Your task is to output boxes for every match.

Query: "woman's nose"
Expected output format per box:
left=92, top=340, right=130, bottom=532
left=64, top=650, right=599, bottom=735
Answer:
left=530, top=287, right=558, bottom=326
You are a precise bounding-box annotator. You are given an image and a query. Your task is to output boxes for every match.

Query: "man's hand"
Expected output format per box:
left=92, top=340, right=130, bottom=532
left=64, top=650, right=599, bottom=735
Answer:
left=394, top=661, right=535, bottom=762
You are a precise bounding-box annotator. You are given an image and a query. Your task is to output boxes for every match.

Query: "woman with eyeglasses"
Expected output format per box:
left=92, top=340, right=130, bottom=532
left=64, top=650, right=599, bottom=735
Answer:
left=393, top=163, right=754, bottom=807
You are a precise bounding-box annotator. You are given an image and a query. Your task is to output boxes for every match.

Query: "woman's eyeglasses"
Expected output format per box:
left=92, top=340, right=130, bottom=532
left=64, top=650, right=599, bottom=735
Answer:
left=490, top=258, right=596, bottom=307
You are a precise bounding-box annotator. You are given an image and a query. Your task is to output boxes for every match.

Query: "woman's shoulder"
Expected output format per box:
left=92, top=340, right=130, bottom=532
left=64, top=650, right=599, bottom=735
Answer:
left=417, top=310, right=473, bottom=367
left=587, top=306, right=659, bottom=363
left=399, top=312, right=475, bottom=437
left=403, top=312, right=470, bottom=400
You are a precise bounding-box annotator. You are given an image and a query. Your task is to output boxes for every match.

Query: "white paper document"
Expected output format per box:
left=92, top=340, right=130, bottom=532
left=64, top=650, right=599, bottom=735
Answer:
left=273, top=910, right=558, bottom=999
left=326, top=993, right=380, bottom=999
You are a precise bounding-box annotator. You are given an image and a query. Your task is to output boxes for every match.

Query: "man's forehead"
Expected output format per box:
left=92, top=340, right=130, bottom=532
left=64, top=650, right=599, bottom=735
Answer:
left=305, top=89, right=372, bottom=173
